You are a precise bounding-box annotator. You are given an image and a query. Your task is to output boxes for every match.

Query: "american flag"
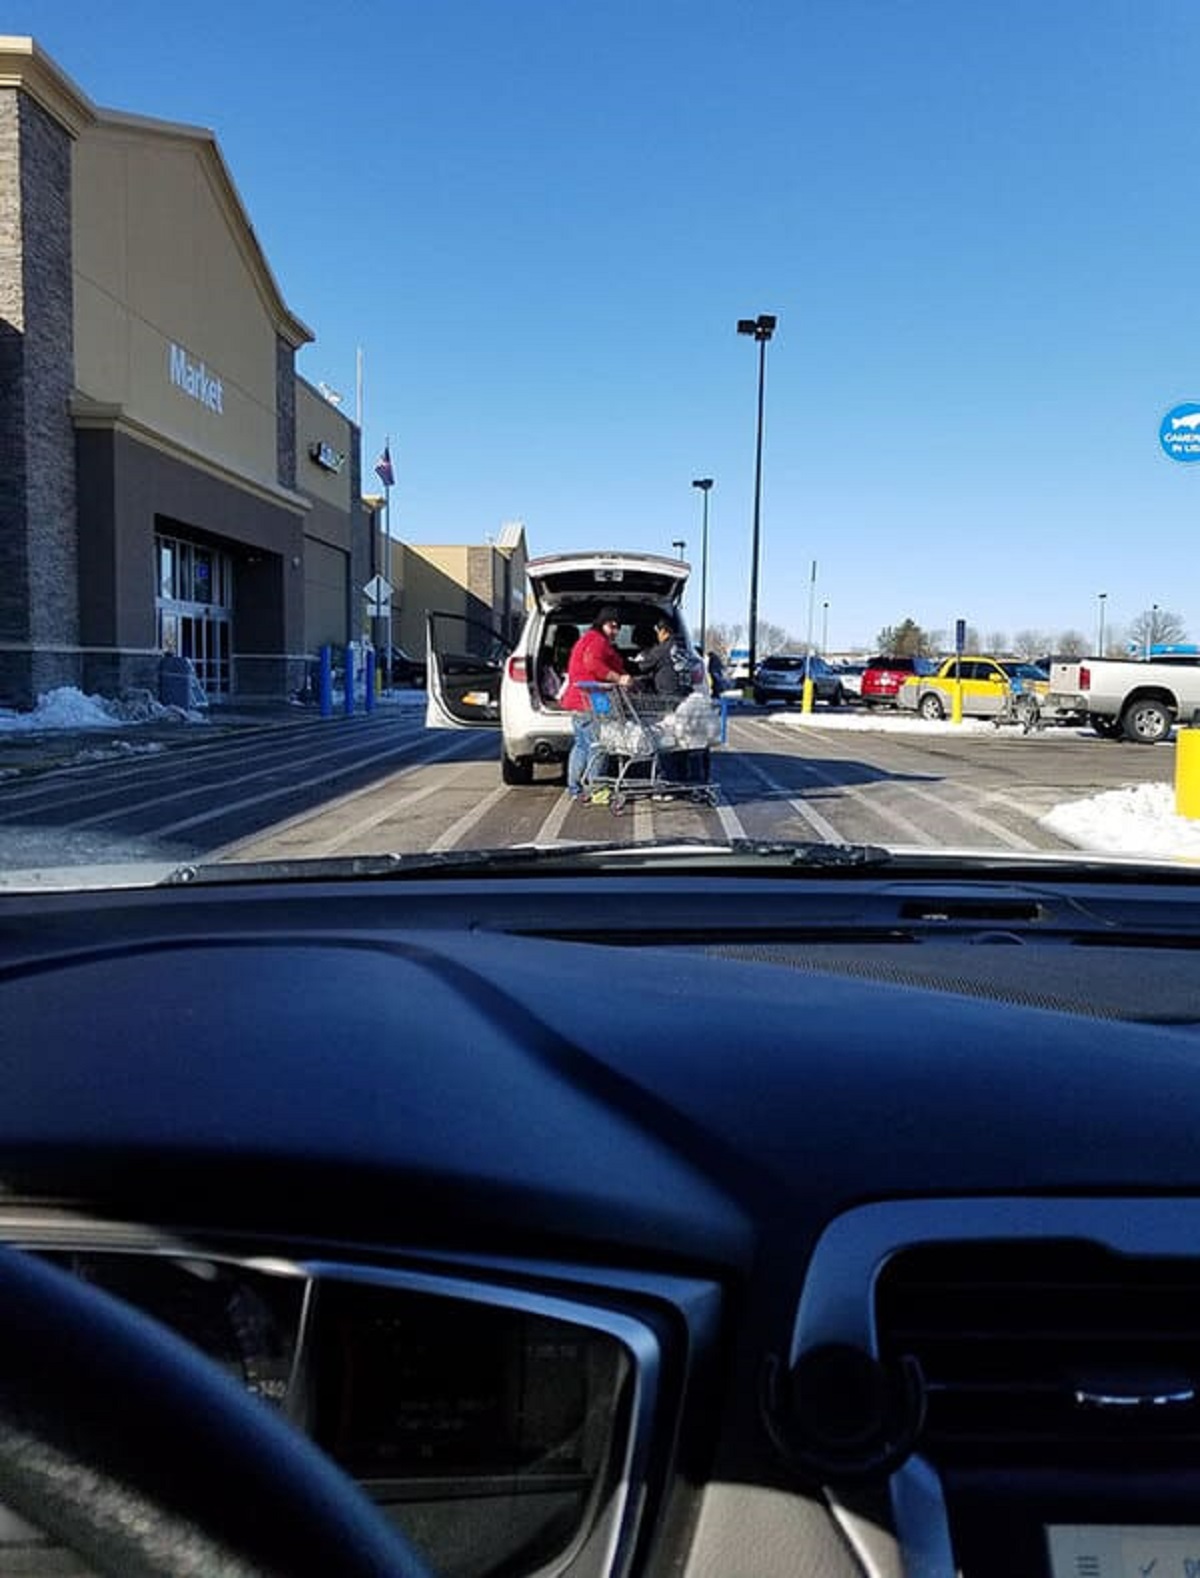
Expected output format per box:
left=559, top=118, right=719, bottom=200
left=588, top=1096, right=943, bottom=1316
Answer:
left=374, top=443, right=395, bottom=488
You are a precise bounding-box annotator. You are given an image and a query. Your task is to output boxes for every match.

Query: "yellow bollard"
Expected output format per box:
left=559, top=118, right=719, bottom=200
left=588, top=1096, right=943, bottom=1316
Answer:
left=801, top=677, right=815, bottom=713
left=1176, top=726, right=1200, bottom=819
left=951, top=679, right=963, bottom=725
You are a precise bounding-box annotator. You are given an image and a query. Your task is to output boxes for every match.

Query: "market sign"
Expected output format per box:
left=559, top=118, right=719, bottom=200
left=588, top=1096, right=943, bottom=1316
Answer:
left=168, top=342, right=224, bottom=415
left=1159, top=402, right=1200, bottom=462
left=309, top=441, right=346, bottom=473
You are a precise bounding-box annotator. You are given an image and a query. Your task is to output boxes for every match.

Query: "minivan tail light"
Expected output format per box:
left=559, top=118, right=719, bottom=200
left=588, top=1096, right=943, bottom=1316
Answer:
left=508, top=656, right=528, bottom=683
left=1079, top=665, right=1091, bottom=691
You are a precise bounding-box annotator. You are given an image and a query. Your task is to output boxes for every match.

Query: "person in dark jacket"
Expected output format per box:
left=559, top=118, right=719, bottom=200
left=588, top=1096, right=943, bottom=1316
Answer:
left=634, top=618, right=694, bottom=697
left=632, top=617, right=706, bottom=786
left=706, top=649, right=726, bottom=696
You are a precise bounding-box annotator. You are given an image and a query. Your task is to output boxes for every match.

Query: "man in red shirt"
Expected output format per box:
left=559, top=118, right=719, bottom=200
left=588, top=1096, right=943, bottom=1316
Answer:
left=561, top=606, right=632, bottom=799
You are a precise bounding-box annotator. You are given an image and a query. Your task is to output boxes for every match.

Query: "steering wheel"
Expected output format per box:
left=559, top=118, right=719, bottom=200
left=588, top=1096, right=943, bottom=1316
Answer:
left=0, top=1243, right=433, bottom=1577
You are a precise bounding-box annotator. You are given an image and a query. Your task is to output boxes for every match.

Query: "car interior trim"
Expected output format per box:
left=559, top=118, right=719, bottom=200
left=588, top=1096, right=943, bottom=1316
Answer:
left=0, top=1212, right=715, bottom=1578
left=795, top=1196, right=1200, bottom=1578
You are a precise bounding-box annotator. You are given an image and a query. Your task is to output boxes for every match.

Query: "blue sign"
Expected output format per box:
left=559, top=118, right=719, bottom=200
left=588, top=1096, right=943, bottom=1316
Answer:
left=1160, top=402, right=1200, bottom=462
left=954, top=618, right=966, bottom=655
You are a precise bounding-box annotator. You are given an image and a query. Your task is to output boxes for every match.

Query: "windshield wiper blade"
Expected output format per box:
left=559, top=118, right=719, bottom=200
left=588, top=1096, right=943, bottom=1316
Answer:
left=160, top=838, right=896, bottom=886
left=725, top=839, right=893, bottom=868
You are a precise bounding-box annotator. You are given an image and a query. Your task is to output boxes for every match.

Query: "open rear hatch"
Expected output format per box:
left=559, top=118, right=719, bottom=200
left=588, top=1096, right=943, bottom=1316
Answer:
left=527, top=552, right=689, bottom=611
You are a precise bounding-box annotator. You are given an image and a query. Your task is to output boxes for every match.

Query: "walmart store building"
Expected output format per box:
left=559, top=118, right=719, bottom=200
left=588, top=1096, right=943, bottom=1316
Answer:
left=0, top=37, right=367, bottom=708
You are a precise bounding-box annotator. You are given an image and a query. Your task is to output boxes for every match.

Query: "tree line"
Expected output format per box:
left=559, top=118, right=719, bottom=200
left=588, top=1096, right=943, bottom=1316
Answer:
left=702, top=608, right=1190, bottom=661
left=873, top=608, right=1188, bottom=660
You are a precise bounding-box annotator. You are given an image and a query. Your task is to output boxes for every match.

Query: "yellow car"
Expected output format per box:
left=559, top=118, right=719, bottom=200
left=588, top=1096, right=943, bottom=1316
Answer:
left=896, top=655, right=1049, bottom=720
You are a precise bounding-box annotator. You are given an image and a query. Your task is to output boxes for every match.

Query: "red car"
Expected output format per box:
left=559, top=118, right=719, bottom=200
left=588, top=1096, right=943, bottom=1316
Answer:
left=860, top=654, right=934, bottom=707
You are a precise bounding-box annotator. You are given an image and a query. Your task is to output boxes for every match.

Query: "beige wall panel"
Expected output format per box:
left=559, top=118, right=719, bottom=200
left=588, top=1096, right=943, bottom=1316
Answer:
left=72, top=134, right=128, bottom=310
left=127, top=313, right=276, bottom=474
left=123, top=142, right=197, bottom=347
left=416, top=545, right=470, bottom=581
left=295, top=382, right=352, bottom=512
left=73, top=126, right=279, bottom=484
left=391, top=546, right=469, bottom=652
left=72, top=275, right=128, bottom=401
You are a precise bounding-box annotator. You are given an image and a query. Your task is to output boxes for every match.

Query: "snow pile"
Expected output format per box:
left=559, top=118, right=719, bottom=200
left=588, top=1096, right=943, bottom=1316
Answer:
left=1041, top=783, right=1200, bottom=861
left=0, top=687, right=206, bottom=733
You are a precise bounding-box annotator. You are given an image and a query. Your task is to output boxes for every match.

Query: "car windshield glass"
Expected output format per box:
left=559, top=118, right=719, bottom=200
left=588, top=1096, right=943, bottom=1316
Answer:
left=3, top=9, right=1200, bottom=885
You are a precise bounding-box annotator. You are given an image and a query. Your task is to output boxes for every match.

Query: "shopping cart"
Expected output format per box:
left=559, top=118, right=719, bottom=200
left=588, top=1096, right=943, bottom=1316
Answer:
left=577, top=683, right=725, bottom=812
left=993, top=673, right=1044, bottom=734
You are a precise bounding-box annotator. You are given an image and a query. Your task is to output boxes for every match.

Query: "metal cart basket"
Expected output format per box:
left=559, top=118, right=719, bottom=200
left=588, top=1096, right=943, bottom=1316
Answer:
left=577, top=683, right=725, bottom=812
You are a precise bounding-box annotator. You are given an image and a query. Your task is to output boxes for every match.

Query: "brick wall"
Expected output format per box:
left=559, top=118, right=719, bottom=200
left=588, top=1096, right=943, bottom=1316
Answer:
left=276, top=336, right=296, bottom=490
left=0, top=89, right=78, bottom=706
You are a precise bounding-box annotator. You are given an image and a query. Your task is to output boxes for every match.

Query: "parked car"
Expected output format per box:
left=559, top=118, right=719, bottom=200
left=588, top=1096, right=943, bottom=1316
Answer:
left=726, top=647, right=752, bottom=686
left=860, top=654, right=935, bottom=707
left=753, top=654, right=846, bottom=707
left=897, top=655, right=1049, bottom=720
left=836, top=661, right=866, bottom=697
left=424, top=551, right=707, bottom=784
left=386, top=647, right=426, bottom=687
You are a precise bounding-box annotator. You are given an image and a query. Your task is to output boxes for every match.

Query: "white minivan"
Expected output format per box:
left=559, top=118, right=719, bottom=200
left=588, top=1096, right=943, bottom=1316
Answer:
left=425, top=550, right=706, bottom=784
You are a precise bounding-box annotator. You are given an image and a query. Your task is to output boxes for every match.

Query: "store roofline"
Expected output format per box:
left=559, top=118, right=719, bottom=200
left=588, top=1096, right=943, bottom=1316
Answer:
left=0, top=35, right=313, bottom=352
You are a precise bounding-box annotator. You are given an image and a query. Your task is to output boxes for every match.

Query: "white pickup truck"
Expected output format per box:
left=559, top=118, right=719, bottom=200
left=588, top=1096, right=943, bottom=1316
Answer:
left=1045, top=656, right=1200, bottom=743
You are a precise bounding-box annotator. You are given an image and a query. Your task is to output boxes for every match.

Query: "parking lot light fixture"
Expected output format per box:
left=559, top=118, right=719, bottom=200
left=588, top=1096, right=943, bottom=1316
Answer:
left=737, top=314, right=777, bottom=680
left=692, top=479, right=713, bottom=653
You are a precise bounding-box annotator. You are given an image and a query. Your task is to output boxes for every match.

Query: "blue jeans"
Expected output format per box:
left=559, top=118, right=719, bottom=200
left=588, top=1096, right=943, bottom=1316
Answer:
left=567, top=714, right=593, bottom=794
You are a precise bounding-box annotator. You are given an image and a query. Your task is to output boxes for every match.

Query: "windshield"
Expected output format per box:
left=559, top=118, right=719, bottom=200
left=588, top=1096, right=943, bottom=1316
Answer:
left=5, top=7, right=1200, bottom=884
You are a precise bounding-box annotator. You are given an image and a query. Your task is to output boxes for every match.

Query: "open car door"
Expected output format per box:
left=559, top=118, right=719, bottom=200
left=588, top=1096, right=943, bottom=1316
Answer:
left=424, top=611, right=510, bottom=730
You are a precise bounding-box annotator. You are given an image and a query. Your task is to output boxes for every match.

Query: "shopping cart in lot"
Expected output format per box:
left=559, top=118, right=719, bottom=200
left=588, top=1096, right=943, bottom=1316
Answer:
left=993, top=673, right=1045, bottom=733
left=577, top=683, right=725, bottom=813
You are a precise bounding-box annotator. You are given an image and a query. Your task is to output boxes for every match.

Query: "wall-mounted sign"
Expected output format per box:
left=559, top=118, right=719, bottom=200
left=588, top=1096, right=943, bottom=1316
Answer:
left=168, top=343, right=224, bottom=415
left=1160, top=402, right=1200, bottom=463
left=309, top=441, right=346, bottom=474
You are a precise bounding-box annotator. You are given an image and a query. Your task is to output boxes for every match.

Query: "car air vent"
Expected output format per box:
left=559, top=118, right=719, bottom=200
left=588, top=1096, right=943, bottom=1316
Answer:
left=875, top=1241, right=1200, bottom=1470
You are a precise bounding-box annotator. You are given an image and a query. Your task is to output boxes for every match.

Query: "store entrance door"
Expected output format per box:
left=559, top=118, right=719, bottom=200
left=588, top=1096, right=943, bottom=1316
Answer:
left=156, top=535, right=233, bottom=698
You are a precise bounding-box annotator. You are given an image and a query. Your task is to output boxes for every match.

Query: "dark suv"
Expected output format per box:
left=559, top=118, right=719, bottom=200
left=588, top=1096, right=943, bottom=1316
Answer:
left=860, top=654, right=933, bottom=707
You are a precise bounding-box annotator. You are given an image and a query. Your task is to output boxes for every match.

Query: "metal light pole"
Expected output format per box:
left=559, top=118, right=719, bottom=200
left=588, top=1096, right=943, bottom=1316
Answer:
left=822, top=600, right=829, bottom=658
left=737, top=313, right=777, bottom=681
left=672, top=538, right=686, bottom=561
left=692, top=478, right=713, bottom=653
left=1097, top=592, right=1107, bottom=657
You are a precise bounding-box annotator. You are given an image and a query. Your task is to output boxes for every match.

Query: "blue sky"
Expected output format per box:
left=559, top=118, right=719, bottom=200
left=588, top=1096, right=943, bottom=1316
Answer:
left=19, top=1, right=1200, bottom=651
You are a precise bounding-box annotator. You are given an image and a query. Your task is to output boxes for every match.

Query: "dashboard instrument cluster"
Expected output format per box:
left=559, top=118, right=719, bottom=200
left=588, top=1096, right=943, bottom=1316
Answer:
left=15, top=1236, right=667, bottom=1578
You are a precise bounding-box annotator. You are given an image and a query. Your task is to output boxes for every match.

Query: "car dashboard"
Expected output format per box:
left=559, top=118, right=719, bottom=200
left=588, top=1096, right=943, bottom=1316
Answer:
left=6, top=861, right=1200, bottom=1577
